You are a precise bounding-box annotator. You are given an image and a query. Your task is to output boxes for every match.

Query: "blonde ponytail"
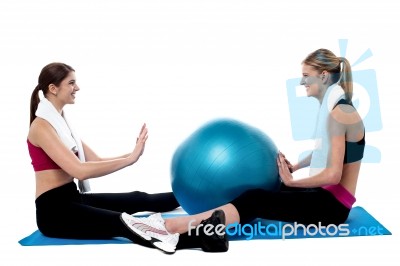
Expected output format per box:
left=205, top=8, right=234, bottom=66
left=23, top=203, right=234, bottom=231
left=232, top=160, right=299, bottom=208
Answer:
left=337, top=57, right=353, bottom=103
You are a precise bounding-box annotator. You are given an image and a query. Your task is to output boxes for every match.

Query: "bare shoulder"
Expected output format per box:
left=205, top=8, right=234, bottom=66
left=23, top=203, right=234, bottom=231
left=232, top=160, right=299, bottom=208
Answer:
left=330, top=103, right=362, bottom=126
left=330, top=103, right=365, bottom=141
left=28, top=118, right=57, bottom=146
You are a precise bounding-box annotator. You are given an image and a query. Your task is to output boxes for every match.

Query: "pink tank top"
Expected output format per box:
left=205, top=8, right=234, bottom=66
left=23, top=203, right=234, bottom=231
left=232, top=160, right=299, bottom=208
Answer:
left=322, top=184, right=356, bottom=209
left=27, top=139, right=61, bottom=171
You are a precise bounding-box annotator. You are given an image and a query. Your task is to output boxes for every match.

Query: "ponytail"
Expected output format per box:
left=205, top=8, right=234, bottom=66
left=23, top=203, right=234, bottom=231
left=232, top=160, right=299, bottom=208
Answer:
left=30, top=85, right=41, bottom=125
left=337, top=57, right=353, bottom=103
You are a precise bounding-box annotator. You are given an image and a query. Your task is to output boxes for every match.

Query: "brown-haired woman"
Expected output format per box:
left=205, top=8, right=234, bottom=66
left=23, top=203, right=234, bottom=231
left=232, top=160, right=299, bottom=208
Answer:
left=28, top=63, right=180, bottom=254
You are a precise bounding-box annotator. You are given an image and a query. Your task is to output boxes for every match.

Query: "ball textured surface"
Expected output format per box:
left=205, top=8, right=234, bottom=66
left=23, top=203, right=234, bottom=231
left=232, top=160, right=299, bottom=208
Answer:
left=171, top=118, right=280, bottom=214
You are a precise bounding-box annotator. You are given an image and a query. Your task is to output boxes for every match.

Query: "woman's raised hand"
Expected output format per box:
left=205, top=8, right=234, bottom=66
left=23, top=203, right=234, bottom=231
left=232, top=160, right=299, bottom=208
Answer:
left=129, top=123, right=149, bottom=164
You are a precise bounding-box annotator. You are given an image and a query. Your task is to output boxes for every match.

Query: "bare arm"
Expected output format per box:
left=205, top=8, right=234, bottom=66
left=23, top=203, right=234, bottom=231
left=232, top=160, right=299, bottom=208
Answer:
left=292, top=152, right=313, bottom=172
left=82, top=123, right=148, bottom=161
left=81, top=141, right=130, bottom=162
left=278, top=135, right=344, bottom=187
left=278, top=107, right=347, bottom=188
left=278, top=151, right=312, bottom=173
left=30, top=119, right=148, bottom=180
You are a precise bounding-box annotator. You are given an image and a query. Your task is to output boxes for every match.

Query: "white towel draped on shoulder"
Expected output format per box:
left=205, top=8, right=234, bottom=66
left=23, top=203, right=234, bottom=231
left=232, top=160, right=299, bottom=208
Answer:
left=35, top=97, right=91, bottom=192
left=309, top=84, right=345, bottom=176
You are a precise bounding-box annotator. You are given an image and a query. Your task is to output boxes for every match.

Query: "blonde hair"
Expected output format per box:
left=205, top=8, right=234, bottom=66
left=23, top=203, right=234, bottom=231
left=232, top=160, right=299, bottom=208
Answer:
left=302, top=48, right=353, bottom=103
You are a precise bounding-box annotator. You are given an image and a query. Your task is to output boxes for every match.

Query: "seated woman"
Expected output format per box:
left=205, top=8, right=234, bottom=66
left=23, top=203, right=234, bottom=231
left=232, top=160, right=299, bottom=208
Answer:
left=120, top=48, right=365, bottom=253
left=28, top=63, right=181, bottom=254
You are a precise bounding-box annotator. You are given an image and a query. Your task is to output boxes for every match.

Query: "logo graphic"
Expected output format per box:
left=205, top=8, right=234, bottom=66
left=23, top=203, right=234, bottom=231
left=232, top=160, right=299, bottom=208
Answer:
left=187, top=219, right=385, bottom=240
left=286, top=39, right=382, bottom=163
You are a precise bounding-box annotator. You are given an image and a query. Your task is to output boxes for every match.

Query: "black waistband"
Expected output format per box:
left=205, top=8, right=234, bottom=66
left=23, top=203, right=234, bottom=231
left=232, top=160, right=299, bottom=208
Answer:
left=35, top=182, right=80, bottom=206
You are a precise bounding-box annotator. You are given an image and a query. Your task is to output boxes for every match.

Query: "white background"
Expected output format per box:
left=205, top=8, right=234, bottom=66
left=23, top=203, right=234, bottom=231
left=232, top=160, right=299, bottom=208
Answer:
left=1, top=0, right=399, bottom=265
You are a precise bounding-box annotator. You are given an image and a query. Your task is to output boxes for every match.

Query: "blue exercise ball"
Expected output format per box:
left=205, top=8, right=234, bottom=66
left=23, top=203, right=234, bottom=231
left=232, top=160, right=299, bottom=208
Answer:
left=171, top=118, right=280, bottom=214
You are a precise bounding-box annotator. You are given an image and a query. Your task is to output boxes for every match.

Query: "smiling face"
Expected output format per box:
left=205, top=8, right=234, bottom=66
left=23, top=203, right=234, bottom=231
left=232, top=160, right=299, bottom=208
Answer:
left=300, top=63, right=324, bottom=99
left=53, top=71, right=80, bottom=105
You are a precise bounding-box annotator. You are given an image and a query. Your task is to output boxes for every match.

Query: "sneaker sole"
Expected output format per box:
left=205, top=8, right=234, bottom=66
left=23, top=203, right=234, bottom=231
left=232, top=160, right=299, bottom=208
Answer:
left=120, top=213, right=176, bottom=254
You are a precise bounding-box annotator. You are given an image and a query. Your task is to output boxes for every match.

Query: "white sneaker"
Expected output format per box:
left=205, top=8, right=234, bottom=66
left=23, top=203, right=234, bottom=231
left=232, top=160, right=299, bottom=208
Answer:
left=120, top=212, right=179, bottom=254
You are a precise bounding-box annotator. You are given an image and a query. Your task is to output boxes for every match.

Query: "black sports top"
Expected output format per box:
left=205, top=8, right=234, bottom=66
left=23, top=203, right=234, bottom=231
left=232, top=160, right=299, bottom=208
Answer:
left=333, top=99, right=365, bottom=164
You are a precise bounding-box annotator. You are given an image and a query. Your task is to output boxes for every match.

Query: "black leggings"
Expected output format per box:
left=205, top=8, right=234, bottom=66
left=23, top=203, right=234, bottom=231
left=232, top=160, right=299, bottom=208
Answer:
left=35, top=182, right=179, bottom=246
left=230, top=185, right=351, bottom=226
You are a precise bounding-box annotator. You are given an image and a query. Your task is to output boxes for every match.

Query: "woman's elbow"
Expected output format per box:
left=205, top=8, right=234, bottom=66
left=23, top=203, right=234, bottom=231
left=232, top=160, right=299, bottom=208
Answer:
left=74, top=169, right=94, bottom=181
left=327, top=169, right=342, bottom=185
left=65, top=164, right=91, bottom=181
left=74, top=173, right=90, bottom=181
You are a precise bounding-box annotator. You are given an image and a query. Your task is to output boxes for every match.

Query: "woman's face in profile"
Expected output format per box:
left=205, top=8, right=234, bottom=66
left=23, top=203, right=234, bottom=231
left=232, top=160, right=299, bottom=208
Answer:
left=54, top=71, right=80, bottom=105
left=300, top=64, right=323, bottom=98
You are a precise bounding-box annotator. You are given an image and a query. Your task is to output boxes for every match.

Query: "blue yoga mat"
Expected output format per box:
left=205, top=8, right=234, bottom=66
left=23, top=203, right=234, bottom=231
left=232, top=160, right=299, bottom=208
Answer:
left=18, top=206, right=391, bottom=246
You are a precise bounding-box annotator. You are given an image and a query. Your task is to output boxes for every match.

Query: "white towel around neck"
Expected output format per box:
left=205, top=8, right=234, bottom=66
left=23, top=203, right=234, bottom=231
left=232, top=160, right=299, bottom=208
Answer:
left=309, top=84, right=345, bottom=176
left=35, top=97, right=91, bottom=192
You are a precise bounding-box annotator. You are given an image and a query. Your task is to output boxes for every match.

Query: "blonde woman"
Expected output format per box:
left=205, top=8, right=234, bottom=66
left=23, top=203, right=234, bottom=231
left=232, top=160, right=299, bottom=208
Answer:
left=122, top=48, right=365, bottom=253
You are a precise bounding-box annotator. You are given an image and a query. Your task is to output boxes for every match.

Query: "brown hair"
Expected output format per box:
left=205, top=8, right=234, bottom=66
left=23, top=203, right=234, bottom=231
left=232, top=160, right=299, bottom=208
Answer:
left=30, top=63, right=75, bottom=125
left=302, top=48, right=353, bottom=103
